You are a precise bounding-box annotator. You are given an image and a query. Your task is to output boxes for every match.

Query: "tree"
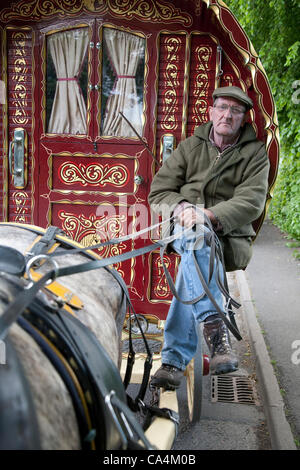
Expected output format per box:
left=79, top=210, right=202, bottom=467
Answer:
left=226, top=0, right=300, bottom=240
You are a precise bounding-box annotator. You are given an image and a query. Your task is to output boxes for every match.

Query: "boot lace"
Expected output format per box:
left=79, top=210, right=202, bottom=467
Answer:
left=212, top=331, right=231, bottom=356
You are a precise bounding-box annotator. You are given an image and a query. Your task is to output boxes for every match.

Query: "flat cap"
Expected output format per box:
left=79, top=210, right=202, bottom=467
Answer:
left=212, top=86, right=253, bottom=109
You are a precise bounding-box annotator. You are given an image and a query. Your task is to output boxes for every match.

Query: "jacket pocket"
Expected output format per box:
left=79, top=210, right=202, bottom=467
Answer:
left=219, top=236, right=253, bottom=272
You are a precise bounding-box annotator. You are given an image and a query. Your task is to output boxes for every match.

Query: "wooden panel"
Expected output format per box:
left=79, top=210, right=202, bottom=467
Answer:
left=156, top=33, right=186, bottom=154
left=0, top=27, right=4, bottom=219
left=148, top=251, right=180, bottom=303
left=6, top=29, right=33, bottom=223
left=52, top=154, right=135, bottom=193
left=187, top=34, right=218, bottom=136
left=51, top=201, right=138, bottom=293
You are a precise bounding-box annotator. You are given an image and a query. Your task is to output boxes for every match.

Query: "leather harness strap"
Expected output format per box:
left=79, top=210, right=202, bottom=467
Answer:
left=0, top=335, right=41, bottom=450
left=17, top=314, right=96, bottom=450
left=0, top=221, right=242, bottom=342
left=159, top=216, right=242, bottom=340
left=0, top=223, right=157, bottom=421
left=24, top=225, right=63, bottom=258
left=0, top=220, right=243, bottom=448
left=27, top=272, right=83, bottom=314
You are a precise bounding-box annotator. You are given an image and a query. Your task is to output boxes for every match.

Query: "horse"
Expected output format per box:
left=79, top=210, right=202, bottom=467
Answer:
left=0, top=223, right=130, bottom=450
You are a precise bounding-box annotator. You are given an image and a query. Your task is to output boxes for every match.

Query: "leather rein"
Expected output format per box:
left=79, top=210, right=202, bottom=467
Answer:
left=0, top=216, right=242, bottom=343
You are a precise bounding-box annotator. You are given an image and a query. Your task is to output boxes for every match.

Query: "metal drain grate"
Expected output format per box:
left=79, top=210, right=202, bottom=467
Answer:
left=211, top=375, right=259, bottom=405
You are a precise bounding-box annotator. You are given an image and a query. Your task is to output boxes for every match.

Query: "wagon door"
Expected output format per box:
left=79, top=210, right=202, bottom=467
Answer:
left=0, top=27, right=34, bottom=224
left=1, top=0, right=279, bottom=325
left=36, top=20, right=152, bottom=304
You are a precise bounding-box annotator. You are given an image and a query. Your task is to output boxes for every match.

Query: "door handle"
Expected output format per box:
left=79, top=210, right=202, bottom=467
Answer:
left=161, top=134, right=175, bottom=162
left=134, top=175, right=144, bottom=185
left=8, top=128, right=27, bottom=189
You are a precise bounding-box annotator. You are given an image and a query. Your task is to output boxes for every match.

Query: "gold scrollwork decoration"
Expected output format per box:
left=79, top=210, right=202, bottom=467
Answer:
left=196, top=46, right=212, bottom=72
left=59, top=161, right=129, bottom=187
left=11, top=32, right=29, bottom=126
left=0, top=0, right=192, bottom=26
left=58, top=210, right=127, bottom=275
left=12, top=191, right=28, bottom=222
left=161, top=37, right=182, bottom=131
left=191, top=45, right=213, bottom=127
left=223, top=73, right=235, bottom=87
left=153, top=255, right=171, bottom=298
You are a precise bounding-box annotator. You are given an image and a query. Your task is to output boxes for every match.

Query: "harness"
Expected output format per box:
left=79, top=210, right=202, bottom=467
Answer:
left=0, top=333, right=41, bottom=450
left=0, top=217, right=242, bottom=449
left=17, top=298, right=144, bottom=450
left=0, top=225, right=154, bottom=450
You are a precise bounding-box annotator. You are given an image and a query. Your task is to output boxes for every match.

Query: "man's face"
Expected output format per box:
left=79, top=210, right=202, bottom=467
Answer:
left=209, top=96, right=247, bottom=139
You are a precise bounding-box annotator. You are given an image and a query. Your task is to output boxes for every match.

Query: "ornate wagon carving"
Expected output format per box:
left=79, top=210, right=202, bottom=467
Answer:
left=0, top=0, right=279, bottom=320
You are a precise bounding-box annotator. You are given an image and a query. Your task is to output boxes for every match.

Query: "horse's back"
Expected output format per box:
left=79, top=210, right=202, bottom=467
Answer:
left=0, top=224, right=126, bottom=449
left=0, top=224, right=124, bottom=364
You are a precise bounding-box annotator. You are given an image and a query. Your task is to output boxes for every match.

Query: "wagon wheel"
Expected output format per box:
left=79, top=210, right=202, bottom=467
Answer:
left=186, top=323, right=203, bottom=423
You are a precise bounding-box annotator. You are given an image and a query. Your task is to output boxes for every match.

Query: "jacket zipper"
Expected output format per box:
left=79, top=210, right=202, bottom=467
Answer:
left=213, top=144, right=239, bottom=166
left=211, top=144, right=240, bottom=198
left=214, top=151, right=221, bottom=165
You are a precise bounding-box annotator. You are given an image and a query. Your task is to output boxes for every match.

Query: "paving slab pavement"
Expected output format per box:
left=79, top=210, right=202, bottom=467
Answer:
left=245, top=218, right=300, bottom=449
left=125, top=259, right=297, bottom=450
left=235, top=270, right=296, bottom=450
left=172, top=271, right=274, bottom=450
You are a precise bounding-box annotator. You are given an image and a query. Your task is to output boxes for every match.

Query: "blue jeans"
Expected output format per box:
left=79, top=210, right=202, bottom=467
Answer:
left=161, top=224, right=225, bottom=370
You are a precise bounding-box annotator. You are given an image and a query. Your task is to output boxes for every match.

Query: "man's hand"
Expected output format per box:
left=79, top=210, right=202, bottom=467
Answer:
left=173, top=202, right=219, bottom=229
left=175, top=206, right=203, bottom=228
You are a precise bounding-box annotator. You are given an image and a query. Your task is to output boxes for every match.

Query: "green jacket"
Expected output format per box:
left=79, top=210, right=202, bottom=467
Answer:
left=148, top=121, right=270, bottom=271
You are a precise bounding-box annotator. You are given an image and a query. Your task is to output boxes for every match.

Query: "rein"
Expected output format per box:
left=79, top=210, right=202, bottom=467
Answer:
left=0, top=217, right=242, bottom=342
left=0, top=218, right=242, bottom=448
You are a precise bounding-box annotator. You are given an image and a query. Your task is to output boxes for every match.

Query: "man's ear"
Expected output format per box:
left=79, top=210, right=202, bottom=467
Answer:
left=208, top=105, right=214, bottom=121
left=241, top=110, right=249, bottom=127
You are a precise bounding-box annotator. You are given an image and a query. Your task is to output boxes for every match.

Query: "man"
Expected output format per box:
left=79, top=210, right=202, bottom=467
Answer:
left=148, top=86, right=270, bottom=389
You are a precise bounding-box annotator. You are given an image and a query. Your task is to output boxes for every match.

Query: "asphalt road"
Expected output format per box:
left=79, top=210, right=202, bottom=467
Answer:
left=245, top=218, right=300, bottom=448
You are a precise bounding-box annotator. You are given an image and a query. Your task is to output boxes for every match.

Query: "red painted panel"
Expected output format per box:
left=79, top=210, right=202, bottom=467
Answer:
left=0, top=0, right=280, bottom=322
left=51, top=200, right=144, bottom=299
left=148, top=251, right=179, bottom=303
left=187, top=34, right=218, bottom=136
left=52, top=154, right=134, bottom=193
left=6, top=28, right=33, bottom=224
left=156, top=33, right=186, bottom=155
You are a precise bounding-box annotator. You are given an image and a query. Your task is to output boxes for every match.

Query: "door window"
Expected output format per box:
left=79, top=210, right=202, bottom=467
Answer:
left=46, top=27, right=89, bottom=135
left=100, top=28, right=145, bottom=137
left=45, top=25, right=145, bottom=138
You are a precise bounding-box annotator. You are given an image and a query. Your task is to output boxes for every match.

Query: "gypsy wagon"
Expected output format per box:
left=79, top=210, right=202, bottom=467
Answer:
left=0, top=0, right=279, bottom=450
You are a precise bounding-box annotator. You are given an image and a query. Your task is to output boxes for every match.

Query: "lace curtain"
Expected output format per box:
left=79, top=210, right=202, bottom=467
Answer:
left=48, top=28, right=89, bottom=134
left=102, top=29, right=144, bottom=137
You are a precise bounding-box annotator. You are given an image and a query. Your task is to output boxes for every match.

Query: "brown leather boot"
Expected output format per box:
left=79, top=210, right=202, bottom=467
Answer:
left=203, top=317, right=238, bottom=375
left=150, top=364, right=184, bottom=390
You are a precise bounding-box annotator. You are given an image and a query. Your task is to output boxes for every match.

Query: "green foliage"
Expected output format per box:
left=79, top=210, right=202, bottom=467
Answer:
left=226, top=0, right=300, bottom=240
